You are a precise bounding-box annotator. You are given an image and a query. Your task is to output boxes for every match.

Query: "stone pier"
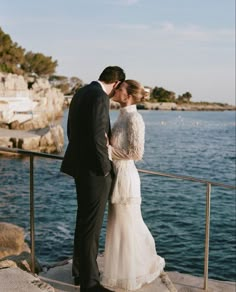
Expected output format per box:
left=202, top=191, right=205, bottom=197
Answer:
left=0, top=126, right=64, bottom=154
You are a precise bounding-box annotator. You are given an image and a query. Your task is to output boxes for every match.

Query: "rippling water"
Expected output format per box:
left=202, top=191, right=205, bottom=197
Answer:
left=0, top=110, right=235, bottom=281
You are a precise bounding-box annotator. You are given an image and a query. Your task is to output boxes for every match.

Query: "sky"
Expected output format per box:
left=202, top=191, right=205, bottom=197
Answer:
left=1, top=0, right=235, bottom=105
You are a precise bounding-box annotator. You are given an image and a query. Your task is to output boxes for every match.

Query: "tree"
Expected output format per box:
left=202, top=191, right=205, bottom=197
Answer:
left=69, top=76, right=84, bottom=95
left=49, top=75, right=84, bottom=94
left=22, top=51, right=57, bottom=77
left=0, top=27, right=25, bottom=74
left=151, top=86, right=176, bottom=102
left=49, top=75, right=70, bottom=94
left=177, top=91, right=192, bottom=103
left=0, top=27, right=58, bottom=77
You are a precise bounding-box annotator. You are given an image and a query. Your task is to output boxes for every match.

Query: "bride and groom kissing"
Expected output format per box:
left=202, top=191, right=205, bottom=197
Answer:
left=61, top=66, right=165, bottom=292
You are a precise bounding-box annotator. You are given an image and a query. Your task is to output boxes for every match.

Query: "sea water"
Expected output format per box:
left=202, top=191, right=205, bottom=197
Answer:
left=0, top=110, right=235, bottom=281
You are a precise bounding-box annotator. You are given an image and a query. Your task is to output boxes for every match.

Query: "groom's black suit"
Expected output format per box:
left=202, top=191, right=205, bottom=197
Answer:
left=61, top=81, right=114, bottom=291
left=61, top=81, right=112, bottom=178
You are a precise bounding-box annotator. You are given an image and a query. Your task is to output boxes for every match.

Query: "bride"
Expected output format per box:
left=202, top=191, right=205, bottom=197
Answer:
left=101, top=80, right=165, bottom=291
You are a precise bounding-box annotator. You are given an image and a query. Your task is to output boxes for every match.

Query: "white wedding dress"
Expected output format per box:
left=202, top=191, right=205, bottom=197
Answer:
left=101, top=105, right=165, bottom=291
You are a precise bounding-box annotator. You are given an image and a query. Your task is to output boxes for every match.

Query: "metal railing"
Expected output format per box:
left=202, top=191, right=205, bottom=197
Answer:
left=0, top=146, right=235, bottom=291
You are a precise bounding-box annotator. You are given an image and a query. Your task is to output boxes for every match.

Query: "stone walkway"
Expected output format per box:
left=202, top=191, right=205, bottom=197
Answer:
left=0, top=267, right=54, bottom=292
left=39, top=256, right=177, bottom=292
left=0, top=256, right=235, bottom=292
left=168, top=271, right=236, bottom=292
left=38, top=256, right=236, bottom=292
left=0, top=125, right=63, bottom=152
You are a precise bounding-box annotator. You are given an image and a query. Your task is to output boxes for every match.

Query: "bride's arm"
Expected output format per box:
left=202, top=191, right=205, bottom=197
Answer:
left=109, top=113, right=145, bottom=161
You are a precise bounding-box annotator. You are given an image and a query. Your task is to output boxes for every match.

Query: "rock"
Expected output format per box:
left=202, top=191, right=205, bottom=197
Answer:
left=0, top=260, right=17, bottom=269
left=0, top=73, right=64, bottom=130
left=0, top=251, right=42, bottom=274
left=0, top=222, right=42, bottom=274
left=39, top=128, right=56, bottom=147
left=0, top=125, right=64, bottom=154
left=144, top=102, right=178, bottom=110
left=0, top=136, right=13, bottom=147
left=9, top=120, right=20, bottom=130
left=38, top=125, right=64, bottom=153
left=0, top=73, right=28, bottom=95
left=18, top=135, right=41, bottom=150
left=0, top=222, right=30, bottom=259
left=22, top=117, right=49, bottom=131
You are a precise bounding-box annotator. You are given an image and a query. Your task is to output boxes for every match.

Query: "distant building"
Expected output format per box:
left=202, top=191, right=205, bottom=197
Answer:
left=144, top=87, right=151, bottom=100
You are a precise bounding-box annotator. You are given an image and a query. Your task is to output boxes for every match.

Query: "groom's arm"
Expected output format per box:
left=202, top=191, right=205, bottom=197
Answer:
left=91, top=94, right=111, bottom=175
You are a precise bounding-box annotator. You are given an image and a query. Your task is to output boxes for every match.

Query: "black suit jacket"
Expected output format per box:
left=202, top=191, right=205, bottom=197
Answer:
left=61, top=81, right=112, bottom=178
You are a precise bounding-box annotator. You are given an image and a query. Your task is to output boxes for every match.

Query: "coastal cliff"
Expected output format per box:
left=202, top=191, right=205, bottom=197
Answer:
left=0, top=73, right=64, bottom=153
left=0, top=73, right=64, bottom=129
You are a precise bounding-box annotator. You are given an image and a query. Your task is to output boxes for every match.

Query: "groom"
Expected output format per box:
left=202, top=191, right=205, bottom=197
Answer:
left=61, top=66, right=126, bottom=292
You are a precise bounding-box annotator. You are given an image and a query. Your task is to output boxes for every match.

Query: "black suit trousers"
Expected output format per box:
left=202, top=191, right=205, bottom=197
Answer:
left=72, top=173, right=113, bottom=290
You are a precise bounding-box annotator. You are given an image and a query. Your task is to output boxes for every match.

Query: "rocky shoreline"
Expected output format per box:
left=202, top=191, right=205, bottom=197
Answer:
left=110, top=100, right=236, bottom=111
left=0, top=73, right=235, bottom=154
left=0, top=126, right=64, bottom=154
left=0, top=73, right=64, bottom=153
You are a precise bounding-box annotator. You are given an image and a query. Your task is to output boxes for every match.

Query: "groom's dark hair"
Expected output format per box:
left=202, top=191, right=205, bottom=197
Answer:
left=99, top=66, right=126, bottom=84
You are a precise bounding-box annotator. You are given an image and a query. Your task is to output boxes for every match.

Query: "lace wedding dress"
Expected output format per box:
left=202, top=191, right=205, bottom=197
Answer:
left=101, top=105, right=165, bottom=291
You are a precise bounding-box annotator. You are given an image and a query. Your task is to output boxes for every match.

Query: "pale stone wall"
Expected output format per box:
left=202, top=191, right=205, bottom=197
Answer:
left=0, top=73, right=64, bottom=129
left=0, top=73, right=28, bottom=97
left=0, top=125, right=64, bottom=153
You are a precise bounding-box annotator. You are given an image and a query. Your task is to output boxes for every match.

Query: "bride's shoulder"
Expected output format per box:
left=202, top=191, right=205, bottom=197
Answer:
left=127, top=111, right=144, bottom=124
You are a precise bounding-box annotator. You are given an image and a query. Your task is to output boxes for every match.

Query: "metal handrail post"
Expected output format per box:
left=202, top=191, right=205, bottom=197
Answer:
left=30, top=154, right=35, bottom=273
left=204, top=183, right=211, bottom=291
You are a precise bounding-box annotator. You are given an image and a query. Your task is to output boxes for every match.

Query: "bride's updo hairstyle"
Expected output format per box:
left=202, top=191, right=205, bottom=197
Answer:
left=124, top=79, right=148, bottom=104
